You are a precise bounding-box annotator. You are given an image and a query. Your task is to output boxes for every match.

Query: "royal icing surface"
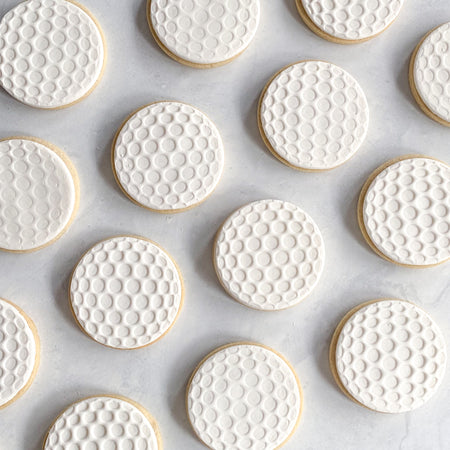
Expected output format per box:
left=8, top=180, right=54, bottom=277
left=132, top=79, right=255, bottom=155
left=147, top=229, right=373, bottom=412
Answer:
left=113, top=101, right=224, bottom=212
left=214, top=199, right=325, bottom=310
left=149, top=0, right=260, bottom=66
left=362, top=157, right=450, bottom=266
left=335, top=300, right=447, bottom=413
left=0, top=138, right=77, bottom=252
left=0, top=0, right=105, bottom=109
left=70, top=236, right=183, bottom=349
left=260, top=61, right=369, bottom=171
left=0, top=299, right=37, bottom=408
left=187, top=343, right=302, bottom=450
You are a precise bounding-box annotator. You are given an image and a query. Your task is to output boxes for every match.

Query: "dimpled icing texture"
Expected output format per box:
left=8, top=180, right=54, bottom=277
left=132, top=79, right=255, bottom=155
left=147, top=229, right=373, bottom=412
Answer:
left=0, top=0, right=104, bottom=108
left=214, top=199, right=325, bottom=310
left=260, top=61, right=369, bottom=170
left=0, top=299, right=37, bottom=407
left=336, top=300, right=447, bottom=413
left=44, top=396, right=160, bottom=449
left=0, top=138, right=77, bottom=251
left=363, top=157, right=450, bottom=266
left=413, top=22, right=450, bottom=123
left=114, top=101, right=224, bottom=212
left=187, top=344, right=301, bottom=450
left=150, top=0, right=260, bottom=65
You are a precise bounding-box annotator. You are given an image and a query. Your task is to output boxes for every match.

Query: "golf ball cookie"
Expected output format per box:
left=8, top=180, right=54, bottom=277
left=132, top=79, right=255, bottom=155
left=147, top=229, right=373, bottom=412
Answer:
left=70, top=235, right=183, bottom=349
left=187, top=343, right=302, bottom=450
left=43, top=395, right=162, bottom=449
left=214, top=199, right=325, bottom=310
left=0, top=298, right=39, bottom=409
left=148, top=0, right=260, bottom=68
left=0, top=137, right=79, bottom=252
left=259, top=61, right=369, bottom=171
left=331, top=299, right=447, bottom=413
left=113, top=101, right=224, bottom=213
left=359, top=156, right=450, bottom=267
left=296, top=0, right=405, bottom=44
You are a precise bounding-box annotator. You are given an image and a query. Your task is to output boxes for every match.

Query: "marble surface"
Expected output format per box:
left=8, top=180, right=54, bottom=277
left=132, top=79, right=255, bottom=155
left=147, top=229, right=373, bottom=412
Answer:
left=0, top=1, right=449, bottom=449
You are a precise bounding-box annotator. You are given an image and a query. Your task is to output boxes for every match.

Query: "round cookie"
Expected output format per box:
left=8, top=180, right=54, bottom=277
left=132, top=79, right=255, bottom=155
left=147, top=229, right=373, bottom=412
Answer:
left=112, top=101, right=224, bottom=213
left=330, top=299, right=447, bottom=413
left=70, top=235, right=184, bottom=349
left=0, top=298, right=39, bottom=409
left=43, top=395, right=162, bottom=449
left=0, top=0, right=106, bottom=109
left=147, top=0, right=260, bottom=68
left=296, top=0, right=405, bottom=44
left=258, top=60, right=369, bottom=171
left=0, top=137, right=79, bottom=253
left=186, top=342, right=302, bottom=450
left=409, top=22, right=450, bottom=127
left=358, top=156, right=450, bottom=268
left=214, top=199, right=325, bottom=310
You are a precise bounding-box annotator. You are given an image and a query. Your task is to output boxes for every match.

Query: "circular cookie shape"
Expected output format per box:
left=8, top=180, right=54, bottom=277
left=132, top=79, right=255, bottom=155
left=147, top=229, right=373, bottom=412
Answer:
left=296, top=0, right=405, bottom=44
left=214, top=199, right=325, bottom=310
left=0, top=0, right=106, bottom=109
left=147, top=0, right=260, bottom=68
left=70, top=235, right=184, bottom=349
left=43, top=395, right=162, bottom=449
left=0, top=298, right=39, bottom=409
left=358, top=156, right=450, bottom=267
left=410, top=22, right=450, bottom=126
left=330, top=299, right=447, bottom=413
left=0, top=137, right=79, bottom=252
left=113, top=101, right=224, bottom=213
left=258, top=60, right=369, bottom=171
left=187, top=342, right=302, bottom=450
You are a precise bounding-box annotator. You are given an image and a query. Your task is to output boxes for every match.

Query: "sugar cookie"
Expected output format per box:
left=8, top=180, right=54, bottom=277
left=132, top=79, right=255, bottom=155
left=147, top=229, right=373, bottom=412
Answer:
left=330, top=299, right=447, bottom=413
left=296, top=0, right=405, bottom=44
left=186, top=342, right=302, bottom=450
left=112, top=101, right=224, bottom=213
left=43, top=395, right=162, bottom=449
left=214, top=199, right=325, bottom=310
left=410, top=22, right=450, bottom=127
left=70, top=235, right=184, bottom=349
left=258, top=60, right=369, bottom=171
left=0, top=298, right=39, bottom=409
left=0, top=0, right=106, bottom=109
left=0, top=137, right=79, bottom=252
left=147, top=0, right=260, bottom=68
left=358, top=156, right=450, bottom=267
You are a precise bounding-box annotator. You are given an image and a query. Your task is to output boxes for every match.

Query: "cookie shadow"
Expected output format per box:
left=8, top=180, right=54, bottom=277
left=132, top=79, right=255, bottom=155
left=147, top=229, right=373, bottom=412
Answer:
left=136, top=0, right=165, bottom=55
left=344, top=188, right=367, bottom=250
left=283, top=0, right=302, bottom=25
left=396, top=50, right=419, bottom=111
left=195, top=232, right=222, bottom=292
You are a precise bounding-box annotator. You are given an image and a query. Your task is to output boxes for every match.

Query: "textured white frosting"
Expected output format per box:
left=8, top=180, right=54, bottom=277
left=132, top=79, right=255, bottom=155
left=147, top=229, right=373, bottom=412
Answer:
left=187, top=343, right=302, bottom=450
left=335, top=300, right=447, bottom=413
left=70, top=236, right=183, bottom=349
left=363, top=157, right=450, bottom=266
left=214, top=199, right=325, bottom=310
left=149, top=0, right=260, bottom=66
left=0, top=138, right=77, bottom=252
left=0, top=0, right=105, bottom=109
left=260, top=61, right=369, bottom=170
left=113, top=101, right=224, bottom=212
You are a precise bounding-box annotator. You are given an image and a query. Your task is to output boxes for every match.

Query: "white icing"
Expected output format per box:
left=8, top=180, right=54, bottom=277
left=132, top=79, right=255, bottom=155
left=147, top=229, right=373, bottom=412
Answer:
left=113, top=101, right=224, bottom=212
left=149, top=0, right=260, bottom=66
left=260, top=61, right=369, bottom=171
left=70, top=236, right=183, bottom=349
left=0, top=138, right=77, bottom=252
left=363, top=157, right=450, bottom=266
left=0, top=0, right=105, bottom=109
left=0, top=299, right=37, bottom=407
left=44, top=396, right=160, bottom=449
left=214, top=199, right=325, bottom=310
left=335, top=300, right=447, bottom=413
left=187, top=343, right=302, bottom=450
